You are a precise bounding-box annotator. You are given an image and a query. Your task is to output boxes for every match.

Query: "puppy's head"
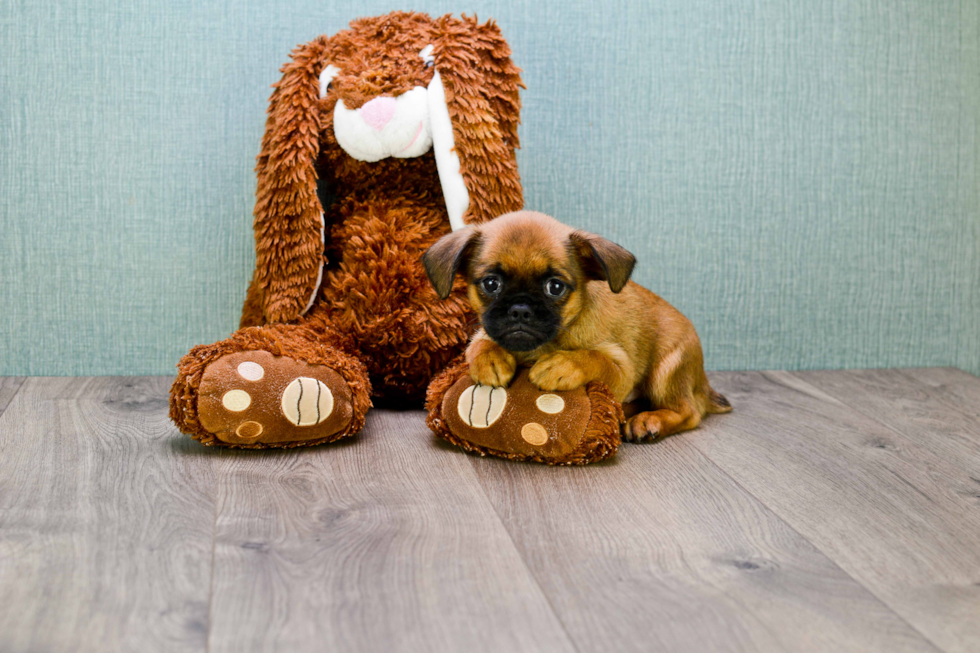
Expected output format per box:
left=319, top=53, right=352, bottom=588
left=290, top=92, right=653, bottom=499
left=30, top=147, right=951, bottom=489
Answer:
left=423, top=211, right=636, bottom=352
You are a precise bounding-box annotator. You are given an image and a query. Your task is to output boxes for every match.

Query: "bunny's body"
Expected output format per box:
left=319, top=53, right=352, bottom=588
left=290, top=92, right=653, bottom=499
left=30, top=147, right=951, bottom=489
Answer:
left=170, top=12, right=524, bottom=446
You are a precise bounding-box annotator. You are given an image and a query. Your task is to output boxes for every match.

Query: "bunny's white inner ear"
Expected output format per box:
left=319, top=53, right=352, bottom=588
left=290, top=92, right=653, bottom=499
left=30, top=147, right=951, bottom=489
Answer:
left=427, top=67, right=470, bottom=231
left=301, top=214, right=325, bottom=315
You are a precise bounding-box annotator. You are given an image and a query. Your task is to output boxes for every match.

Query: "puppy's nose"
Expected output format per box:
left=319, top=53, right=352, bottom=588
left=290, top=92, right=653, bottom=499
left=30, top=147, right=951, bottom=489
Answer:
left=359, top=96, right=396, bottom=131
left=508, top=304, right=533, bottom=323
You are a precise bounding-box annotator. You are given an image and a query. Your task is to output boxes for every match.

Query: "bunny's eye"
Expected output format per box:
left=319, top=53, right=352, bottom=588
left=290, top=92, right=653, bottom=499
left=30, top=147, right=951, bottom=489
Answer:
left=319, top=64, right=341, bottom=99
left=419, top=44, right=435, bottom=68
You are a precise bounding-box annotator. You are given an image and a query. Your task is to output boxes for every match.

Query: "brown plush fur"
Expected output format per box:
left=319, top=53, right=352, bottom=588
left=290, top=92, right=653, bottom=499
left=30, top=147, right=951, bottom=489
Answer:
left=425, top=357, right=623, bottom=465
left=170, top=12, right=524, bottom=445
left=246, top=12, right=523, bottom=329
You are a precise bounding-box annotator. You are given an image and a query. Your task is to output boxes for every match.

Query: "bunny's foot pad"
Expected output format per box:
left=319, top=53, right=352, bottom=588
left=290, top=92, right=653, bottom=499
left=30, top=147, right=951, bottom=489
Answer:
left=196, top=351, right=354, bottom=447
left=426, top=359, right=623, bottom=465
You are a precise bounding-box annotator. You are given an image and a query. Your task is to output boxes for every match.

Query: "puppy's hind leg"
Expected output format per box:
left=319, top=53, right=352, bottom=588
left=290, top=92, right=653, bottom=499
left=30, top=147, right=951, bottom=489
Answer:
left=623, top=402, right=701, bottom=442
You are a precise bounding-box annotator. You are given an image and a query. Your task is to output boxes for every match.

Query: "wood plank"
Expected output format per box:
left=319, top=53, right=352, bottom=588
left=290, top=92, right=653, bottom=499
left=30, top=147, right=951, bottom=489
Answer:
left=691, top=371, right=980, bottom=653
left=0, top=377, right=25, bottom=416
left=468, top=433, right=937, bottom=652
left=798, top=368, right=980, bottom=477
left=208, top=409, right=574, bottom=653
left=900, top=367, right=980, bottom=409
left=0, top=376, right=216, bottom=653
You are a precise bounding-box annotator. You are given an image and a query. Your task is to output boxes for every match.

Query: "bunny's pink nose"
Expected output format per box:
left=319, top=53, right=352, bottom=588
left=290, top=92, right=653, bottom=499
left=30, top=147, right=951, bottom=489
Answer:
left=359, top=96, right=397, bottom=131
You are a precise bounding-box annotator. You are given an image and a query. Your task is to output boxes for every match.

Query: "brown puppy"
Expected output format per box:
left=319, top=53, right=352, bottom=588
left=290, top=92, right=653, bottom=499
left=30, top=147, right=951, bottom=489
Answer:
left=423, top=210, right=731, bottom=441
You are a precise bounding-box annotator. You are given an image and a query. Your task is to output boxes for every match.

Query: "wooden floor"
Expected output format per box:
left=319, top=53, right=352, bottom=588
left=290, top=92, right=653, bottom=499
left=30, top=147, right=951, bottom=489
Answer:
left=1, top=369, right=979, bottom=652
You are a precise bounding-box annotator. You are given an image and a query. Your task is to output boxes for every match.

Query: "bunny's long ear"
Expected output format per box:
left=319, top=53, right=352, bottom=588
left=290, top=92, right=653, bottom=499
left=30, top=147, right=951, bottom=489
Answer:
left=244, top=37, right=330, bottom=326
left=429, top=16, right=524, bottom=228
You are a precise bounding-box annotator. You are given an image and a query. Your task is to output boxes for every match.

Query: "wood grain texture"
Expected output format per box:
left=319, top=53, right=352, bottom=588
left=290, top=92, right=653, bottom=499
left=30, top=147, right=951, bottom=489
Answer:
left=468, top=435, right=938, bottom=653
left=3, top=369, right=979, bottom=652
left=207, top=409, right=574, bottom=653
left=693, top=371, right=980, bottom=653
left=798, top=368, right=980, bottom=477
left=0, top=377, right=24, bottom=416
left=0, top=376, right=216, bottom=653
left=900, top=367, right=980, bottom=410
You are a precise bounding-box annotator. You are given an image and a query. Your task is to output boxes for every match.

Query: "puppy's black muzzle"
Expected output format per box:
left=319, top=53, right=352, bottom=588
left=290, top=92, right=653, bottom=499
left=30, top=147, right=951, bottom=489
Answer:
left=483, top=293, right=560, bottom=352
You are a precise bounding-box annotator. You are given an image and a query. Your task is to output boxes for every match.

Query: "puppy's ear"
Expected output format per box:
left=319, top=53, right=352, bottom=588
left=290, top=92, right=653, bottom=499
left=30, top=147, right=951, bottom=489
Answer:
left=569, top=231, right=636, bottom=293
left=423, top=228, right=481, bottom=300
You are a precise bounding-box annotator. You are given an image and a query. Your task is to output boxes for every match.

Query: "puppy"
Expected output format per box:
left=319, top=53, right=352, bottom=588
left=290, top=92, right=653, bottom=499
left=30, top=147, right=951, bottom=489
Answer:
left=423, top=210, right=731, bottom=441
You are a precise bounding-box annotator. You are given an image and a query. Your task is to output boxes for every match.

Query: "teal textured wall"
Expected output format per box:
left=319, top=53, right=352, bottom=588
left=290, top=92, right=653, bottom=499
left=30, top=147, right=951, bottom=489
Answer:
left=1, top=1, right=978, bottom=376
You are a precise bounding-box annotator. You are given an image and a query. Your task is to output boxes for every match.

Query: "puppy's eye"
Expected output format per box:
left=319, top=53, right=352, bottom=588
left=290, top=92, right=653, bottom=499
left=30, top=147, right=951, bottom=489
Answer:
left=546, top=278, right=567, bottom=298
left=481, top=276, right=501, bottom=295
left=425, top=59, right=434, bottom=68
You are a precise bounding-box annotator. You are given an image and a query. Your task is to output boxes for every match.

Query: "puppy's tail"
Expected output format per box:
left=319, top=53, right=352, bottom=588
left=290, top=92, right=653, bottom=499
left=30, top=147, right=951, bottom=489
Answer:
left=706, top=387, right=733, bottom=414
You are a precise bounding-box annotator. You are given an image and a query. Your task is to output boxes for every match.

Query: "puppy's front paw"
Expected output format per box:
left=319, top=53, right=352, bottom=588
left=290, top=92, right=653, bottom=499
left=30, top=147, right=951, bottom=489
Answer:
left=469, top=348, right=517, bottom=388
left=529, top=351, right=590, bottom=392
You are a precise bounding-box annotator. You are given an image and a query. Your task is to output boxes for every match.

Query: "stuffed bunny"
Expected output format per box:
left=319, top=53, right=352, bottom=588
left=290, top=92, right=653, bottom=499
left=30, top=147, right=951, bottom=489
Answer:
left=170, top=12, right=523, bottom=447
